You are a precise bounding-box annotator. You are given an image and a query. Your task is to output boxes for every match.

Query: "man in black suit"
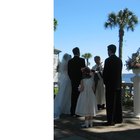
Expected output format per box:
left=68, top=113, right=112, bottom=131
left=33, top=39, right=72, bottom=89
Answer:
left=68, top=47, right=86, bottom=116
left=103, top=44, right=123, bottom=125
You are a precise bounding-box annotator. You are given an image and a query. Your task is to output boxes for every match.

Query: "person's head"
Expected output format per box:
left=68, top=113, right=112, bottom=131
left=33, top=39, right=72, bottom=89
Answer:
left=107, top=44, right=116, bottom=56
left=94, top=56, right=101, bottom=65
left=81, top=67, right=91, bottom=77
left=72, top=47, right=80, bottom=56
left=63, top=53, right=71, bottom=61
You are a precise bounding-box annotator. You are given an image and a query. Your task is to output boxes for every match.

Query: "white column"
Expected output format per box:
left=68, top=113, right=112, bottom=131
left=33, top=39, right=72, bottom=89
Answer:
left=131, top=73, right=140, bottom=118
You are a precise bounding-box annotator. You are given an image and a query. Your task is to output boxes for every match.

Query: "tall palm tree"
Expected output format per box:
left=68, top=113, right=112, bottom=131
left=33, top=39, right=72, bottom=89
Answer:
left=82, top=53, right=92, bottom=66
left=104, top=8, right=138, bottom=60
left=54, top=18, right=58, bottom=31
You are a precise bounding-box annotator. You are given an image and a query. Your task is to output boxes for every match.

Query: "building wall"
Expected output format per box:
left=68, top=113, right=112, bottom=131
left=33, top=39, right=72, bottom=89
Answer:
left=54, top=53, right=59, bottom=83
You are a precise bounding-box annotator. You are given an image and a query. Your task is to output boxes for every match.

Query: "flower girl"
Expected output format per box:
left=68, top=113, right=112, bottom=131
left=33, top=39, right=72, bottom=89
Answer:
left=75, top=67, right=97, bottom=128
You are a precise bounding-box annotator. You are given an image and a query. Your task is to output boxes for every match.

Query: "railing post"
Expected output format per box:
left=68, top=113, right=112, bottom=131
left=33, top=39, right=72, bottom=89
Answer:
left=131, top=74, right=140, bottom=118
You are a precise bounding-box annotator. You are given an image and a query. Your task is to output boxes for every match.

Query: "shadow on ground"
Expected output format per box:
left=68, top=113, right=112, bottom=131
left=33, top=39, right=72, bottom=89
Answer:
left=54, top=111, right=140, bottom=140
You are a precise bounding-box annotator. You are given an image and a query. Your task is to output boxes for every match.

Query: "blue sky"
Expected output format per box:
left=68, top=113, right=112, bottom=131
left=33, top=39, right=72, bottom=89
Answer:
left=54, top=0, right=140, bottom=73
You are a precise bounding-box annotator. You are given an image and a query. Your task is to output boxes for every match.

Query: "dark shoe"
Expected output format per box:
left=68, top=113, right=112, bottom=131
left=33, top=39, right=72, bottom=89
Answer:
left=107, top=122, right=115, bottom=126
left=97, top=104, right=102, bottom=110
left=71, top=114, right=77, bottom=118
left=101, top=104, right=106, bottom=109
left=71, top=113, right=75, bottom=116
left=102, top=122, right=115, bottom=126
left=115, top=121, right=122, bottom=124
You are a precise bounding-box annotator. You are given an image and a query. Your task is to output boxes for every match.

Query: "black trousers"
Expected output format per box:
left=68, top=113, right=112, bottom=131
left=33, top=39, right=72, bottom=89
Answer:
left=70, top=81, right=80, bottom=115
left=105, top=88, right=123, bottom=123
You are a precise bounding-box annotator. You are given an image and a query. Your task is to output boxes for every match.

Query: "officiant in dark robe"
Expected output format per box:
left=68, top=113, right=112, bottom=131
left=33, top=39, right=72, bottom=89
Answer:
left=103, top=44, right=123, bottom=125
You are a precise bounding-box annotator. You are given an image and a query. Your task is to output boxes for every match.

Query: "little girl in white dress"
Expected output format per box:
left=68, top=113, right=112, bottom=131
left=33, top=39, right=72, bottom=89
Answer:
left=75, top=67, right=97, bottom=128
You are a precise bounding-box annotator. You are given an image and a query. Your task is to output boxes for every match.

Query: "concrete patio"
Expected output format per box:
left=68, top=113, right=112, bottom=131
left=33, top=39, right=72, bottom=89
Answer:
left=54, top=107, right=140, bottom=140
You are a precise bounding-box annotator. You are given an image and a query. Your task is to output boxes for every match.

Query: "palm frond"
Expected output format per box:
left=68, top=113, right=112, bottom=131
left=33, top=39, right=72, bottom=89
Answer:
left=54, top=18, right=58, bottom=31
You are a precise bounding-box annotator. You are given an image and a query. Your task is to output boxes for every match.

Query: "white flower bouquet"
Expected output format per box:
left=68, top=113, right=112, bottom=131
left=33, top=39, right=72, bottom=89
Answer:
left=125, top=48, right=140, bottom=70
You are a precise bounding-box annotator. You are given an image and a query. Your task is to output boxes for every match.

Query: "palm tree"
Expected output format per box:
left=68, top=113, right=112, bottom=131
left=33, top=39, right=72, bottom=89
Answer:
left=104, top=8, right=138, bottom=60
left=82, top=53, right=92, bottom=66
left=54, top=18, right=58, bottom=31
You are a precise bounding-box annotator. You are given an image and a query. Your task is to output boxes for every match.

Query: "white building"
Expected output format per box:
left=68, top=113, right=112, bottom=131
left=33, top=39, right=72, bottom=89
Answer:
left=54, top=48, right=61, bottom=83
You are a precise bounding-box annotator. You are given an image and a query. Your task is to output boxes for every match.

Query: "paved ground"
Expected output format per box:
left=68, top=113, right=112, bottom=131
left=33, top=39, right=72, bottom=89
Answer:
left=54, top=107, right=140, bottom=140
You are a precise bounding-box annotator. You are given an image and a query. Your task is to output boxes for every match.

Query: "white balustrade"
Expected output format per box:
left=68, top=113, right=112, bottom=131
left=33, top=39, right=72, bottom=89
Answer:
left=131, top=69, right=140, bottom=118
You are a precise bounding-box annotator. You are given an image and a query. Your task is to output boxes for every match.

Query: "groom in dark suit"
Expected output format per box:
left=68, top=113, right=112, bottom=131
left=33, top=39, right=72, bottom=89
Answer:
left=68, top=47, right=85, bottom=116
left=103, top=44, right=123, bottom=125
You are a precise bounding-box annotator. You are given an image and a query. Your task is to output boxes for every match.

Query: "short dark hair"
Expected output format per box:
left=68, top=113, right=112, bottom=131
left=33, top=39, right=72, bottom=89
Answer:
left=94, top=56, right=100, bottom=60
left=107, top=44, right=116, bottom=53
left=72, top=47, right=80, bottom=55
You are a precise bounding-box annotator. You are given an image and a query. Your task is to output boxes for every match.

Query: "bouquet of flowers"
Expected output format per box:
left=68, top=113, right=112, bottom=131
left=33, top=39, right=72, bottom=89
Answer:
left=125, top=47, right=140, bottom=70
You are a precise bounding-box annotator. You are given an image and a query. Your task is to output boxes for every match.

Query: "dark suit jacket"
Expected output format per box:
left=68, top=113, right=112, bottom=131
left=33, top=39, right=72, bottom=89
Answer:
left=103, top=54, right=122, bottom=90
left=68, top=56, right=85, bottom=83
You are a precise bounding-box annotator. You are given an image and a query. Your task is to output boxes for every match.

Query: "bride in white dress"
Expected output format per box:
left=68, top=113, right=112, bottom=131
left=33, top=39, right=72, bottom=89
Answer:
left=54, top=53, right=72, bottom=120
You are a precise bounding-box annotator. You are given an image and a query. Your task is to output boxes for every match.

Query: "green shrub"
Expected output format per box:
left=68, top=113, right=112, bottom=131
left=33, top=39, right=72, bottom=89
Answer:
left=54, top=87, right=59, bottom=96
left=122, top=91, right=133, bottom=107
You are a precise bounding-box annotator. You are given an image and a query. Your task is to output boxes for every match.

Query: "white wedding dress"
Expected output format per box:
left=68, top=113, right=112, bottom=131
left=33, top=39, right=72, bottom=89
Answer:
left=54, top=54, right=72, bottom=119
